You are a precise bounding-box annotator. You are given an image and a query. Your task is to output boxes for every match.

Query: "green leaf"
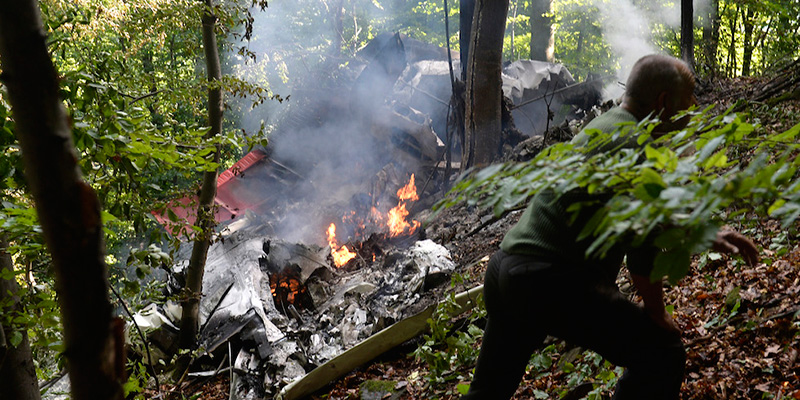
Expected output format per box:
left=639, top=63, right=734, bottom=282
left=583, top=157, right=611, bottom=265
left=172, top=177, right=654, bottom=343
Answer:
left=644, top=145, right=668, bottom=168
left=529, top=389, right=548, bottom=399
left=652, top=248, right=691, bottom=285
left=101, top=210, right=118, bottom=224
left=659, top=187, right=691, bottom=208
left=695, top=134, right=725, bottom=164
left=768, top=199, right=787, bottom=216
left=772, top=122, right=800, bottom=144
left=702, top=151, right=729, bottom=169
left=654, top=228, right=685, bottom=249
left=636, top=131, right=651, bottom=145
left=166, top=208, right=179, bottom=223
left=10, top=330, right=23, bottom=347
left=638, top=167, right=665, bottom=185
left=724, top=286, right=741, bottom=308
left=456, top=383, right=470, bottom=395
left=633, top=183, right=665, bottom=201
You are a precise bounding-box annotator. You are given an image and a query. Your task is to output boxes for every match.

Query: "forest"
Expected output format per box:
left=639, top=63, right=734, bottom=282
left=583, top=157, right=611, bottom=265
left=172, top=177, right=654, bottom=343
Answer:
left=0, top=0, right=799, bottom=399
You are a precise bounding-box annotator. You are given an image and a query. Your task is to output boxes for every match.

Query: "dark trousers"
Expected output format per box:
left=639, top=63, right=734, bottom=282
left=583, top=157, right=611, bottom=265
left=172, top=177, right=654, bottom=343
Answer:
left=462, top=251, right=685, bottom=400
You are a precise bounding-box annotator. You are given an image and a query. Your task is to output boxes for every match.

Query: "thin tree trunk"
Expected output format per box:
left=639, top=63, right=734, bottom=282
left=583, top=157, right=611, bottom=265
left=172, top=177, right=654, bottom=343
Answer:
left=576, top=17, right=585, bottom=56
left=510, top=0, right=518, bottom=60
left=530, top=0, right=554, bottom=62
left=0, top=2, right=124, bottom=399
left=680, top=0, right=695, bottom=71
left=727, top=7, right=738, bottom=76
left=460, top=0, right=476, bottom=81
left=462, top=0, right=510, bottom=169
left=758, top=17, right=773, bottom=72
left=741, top=7, right=756, bottom=76
left=702, top=0, right=719, bottom=77
left=330, top=0, right=344, bottom=57
left=0, top=237, right=40, bottom=400
left=176, top=0, right=223, bottom=376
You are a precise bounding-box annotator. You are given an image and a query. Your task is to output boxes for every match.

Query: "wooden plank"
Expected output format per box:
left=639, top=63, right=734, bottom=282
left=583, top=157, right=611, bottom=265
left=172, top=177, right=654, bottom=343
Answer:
left=276, top=285, right=484, bottom=400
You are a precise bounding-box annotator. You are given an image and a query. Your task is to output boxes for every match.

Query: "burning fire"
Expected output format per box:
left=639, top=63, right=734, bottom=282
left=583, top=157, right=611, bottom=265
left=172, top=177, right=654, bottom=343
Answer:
left=271, top=276, right=303, bottom=305
left=327, top=223, right=357, bottom=267
left=326, top=174, right=421, bottom=267
left=387, top=174, right=421, bottom=237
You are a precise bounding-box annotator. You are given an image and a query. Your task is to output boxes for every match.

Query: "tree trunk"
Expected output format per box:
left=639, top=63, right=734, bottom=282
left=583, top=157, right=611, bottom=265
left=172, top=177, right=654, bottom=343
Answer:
left=509, top=0, right=518, bottom=60
left=460, top=0, right=476, bottom=81
left=701, top=0, right=719, bottom=77
left=741, top=7, right=756, bottom=76
left=757, top=17, right=773, bottom=72
left=330, top=0, right=344, bottom=57
left=0, top=237, right=41, bottom=400
left=576, top=17, right=585, bottom=56
left=462, top=0, right=510, bottom=169
left=680, top=0, right=695, bottom=71
left=727, top=7, right=738, bottom=77
left=0, top=2, right=124, bottom=399
left=176, top=0, right=223, bottom=375
left=530, top=0, right=554, bottom=62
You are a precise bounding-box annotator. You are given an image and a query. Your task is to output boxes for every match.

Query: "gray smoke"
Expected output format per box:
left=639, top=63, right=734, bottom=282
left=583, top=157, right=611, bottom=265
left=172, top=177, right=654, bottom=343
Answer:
left=590, top=0, right=700, bottom=99
left=228, top=3, right=417, bottom=245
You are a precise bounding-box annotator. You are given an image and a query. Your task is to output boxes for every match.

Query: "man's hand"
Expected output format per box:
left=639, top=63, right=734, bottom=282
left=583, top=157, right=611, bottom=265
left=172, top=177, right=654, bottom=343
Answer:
left=712, top=228, right=759, bottom=266
left=647, top=308, right=681, bottom=334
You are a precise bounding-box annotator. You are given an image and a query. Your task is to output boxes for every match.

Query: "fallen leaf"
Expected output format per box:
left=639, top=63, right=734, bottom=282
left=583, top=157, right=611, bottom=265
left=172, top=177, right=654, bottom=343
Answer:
left=765, top=344, right=781, bottom=357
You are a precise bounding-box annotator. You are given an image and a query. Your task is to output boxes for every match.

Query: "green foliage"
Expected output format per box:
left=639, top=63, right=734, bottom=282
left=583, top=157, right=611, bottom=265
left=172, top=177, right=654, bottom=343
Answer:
left=713, top=0, right=800, bottom=77
left=0, top=0, right=276, bottom=383
left=523, top=343, right=624, bottom=399
left=502, top=0, right=800, bottom=79
left=0, top=283, right=65, bottom=379
left=439, top=107, right=800, bottom=284
left=551, top=0, right=617, bottom=78
left=412, top=289, right=486, bottom=384
left=123, top=361, right=149, bottom=399
left=558, top=351, right=622, bottom=399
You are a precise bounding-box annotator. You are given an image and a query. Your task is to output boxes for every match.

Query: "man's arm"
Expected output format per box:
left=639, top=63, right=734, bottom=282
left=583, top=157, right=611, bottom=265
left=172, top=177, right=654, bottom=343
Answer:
left=629, top=226, right=758, bottom=335
left=631, top=273, right=681, bottom=334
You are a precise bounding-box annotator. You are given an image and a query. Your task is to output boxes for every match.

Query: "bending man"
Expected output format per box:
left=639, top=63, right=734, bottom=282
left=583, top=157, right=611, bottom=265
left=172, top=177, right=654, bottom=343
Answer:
left=462, top=54, right=758, bottom=400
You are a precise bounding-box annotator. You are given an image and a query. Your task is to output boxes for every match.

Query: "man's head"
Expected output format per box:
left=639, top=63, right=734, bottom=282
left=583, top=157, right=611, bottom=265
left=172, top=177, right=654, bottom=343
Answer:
left=621, top=54, right=696, bottom=132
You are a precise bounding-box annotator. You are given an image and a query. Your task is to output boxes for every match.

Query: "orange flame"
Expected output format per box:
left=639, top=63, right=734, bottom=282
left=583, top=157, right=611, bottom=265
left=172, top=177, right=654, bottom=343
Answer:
left=327, top=223, right=356, bottom=267
left=397, top=174, right=420, bottom=202
left=387, top=174, right=420, bottom=237
left=324, top=175, right=420, bottom=266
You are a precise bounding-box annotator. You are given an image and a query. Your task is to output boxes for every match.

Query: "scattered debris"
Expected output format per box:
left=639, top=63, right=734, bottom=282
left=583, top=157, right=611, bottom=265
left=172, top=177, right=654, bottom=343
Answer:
left=128, top=211, right=466, bottom=398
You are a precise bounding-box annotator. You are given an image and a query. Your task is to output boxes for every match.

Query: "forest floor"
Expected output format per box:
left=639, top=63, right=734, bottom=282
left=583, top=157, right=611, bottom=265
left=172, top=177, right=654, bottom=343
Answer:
left=185, top=77, right=800, bottom=400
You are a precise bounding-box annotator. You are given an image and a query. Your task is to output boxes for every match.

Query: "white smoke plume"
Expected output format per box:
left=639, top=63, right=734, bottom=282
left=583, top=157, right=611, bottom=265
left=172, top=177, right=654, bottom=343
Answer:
left=588, top=0, right=704, bottom=98
left=594, top=0, right=658, bottom=92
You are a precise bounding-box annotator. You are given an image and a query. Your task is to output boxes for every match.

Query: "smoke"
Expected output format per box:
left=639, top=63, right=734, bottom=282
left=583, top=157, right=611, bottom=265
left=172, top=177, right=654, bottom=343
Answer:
left=594, top=0, right=658, bottom=96
left=225, top=0, right=712, bottom=243
left=227, top=2, right=418, bottom=245
left=587, top=0, right=705, bottom=99
left=693, top=0, right=715, bottom=29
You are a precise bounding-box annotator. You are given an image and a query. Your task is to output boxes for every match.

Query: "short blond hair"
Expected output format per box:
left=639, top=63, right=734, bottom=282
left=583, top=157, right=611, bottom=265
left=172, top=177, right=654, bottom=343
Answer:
left=624, top=55, right=694, bottom=112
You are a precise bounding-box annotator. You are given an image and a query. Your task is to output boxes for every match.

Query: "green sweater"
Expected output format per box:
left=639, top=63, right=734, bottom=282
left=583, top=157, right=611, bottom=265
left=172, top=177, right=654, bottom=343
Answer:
left=500, top=107, right=656, bottom=275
